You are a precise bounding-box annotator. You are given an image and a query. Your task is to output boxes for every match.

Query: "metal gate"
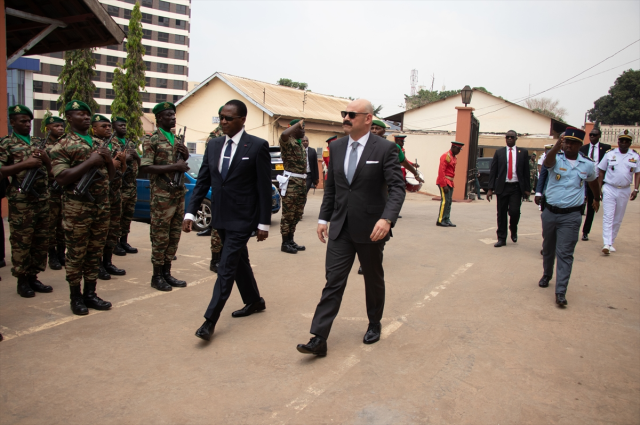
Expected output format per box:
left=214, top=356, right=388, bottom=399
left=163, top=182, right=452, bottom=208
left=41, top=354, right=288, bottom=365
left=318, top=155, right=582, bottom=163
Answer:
left=465, top=113, right=480, bottom=199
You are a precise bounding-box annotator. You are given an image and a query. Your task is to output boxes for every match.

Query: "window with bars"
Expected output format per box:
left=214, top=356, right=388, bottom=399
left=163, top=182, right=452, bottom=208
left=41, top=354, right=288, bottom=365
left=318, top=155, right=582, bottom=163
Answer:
left=50, top=83, right=59, bottom=94
left=176, top=4, right=188, bottom=14
left=175, top=35, right=186, bottom=45
left=175, top=20, right=186, bottom=29
left=49, top=101, right=58, bottom=111
left=159, top=1, right=170, bottom=11
left=144, top=45, right=152, bottom=55
left=94, top=88, right=101, bottom=98
left=172, top=95, right=181, bottom=103
left=106, top=72, right=114, bottom=83
left=174, top=50, right=185, bottom=60
left=158, top=16, right=169, bottom=27
left=173, top=65, right=184, bottom=75
left=157, top=48, right=168, bottom=58
left=106, top=89, right=115, bottom=99
left=107, top=44, right=119, bottom=50
left=156, top=94, right=167, bottom=102
left=141, top=0, right=153, bottom=6
left=50, top=52, right=63, bottom=59
left=92, top=71, right=102, bottom=82
left=141, top=92, right=150, bottom=102
left=157, top=63, right=168, bottom=73
left=33, top=81, right=43, bottom=93
left=106, top=105, right=112, bottom=114
left=157, top=78, right=168, bottom=88
left=173, top=80, right=183, bottom=90
left=122, top=25, right=129, bottom=35
left=92, top=53, right=101, bottom=63
left=124, top=9, right=131, bottom=19
left=107, top=56, right=120, bottom=66
left=142, top=29, right=151, bottom=39
left=141, top=13, right=152, bottom=23
left=49, top=65, right=62, bottom=76
left=34, top=100, right=44, bottom=110
left=144, top=61, right=151, bottom=71
left=107, top=5, right=119, bottom=16
left=145, top=77, right=151, bottom=86
left=158, top=32, right=169, bottom=42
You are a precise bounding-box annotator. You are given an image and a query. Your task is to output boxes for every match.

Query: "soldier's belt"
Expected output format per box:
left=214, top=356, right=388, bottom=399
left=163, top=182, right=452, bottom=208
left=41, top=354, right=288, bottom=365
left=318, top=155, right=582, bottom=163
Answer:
left=445, top=175, right=454, bottom=181
left=155, top=175, right=182, bottom=193
left=603, top=182, right=628, bottom=189
left=65, top=192, right=108, bottom=204
left=284, top=171, right=307, bottom=179
left=543, top=201, right=583, bottom=215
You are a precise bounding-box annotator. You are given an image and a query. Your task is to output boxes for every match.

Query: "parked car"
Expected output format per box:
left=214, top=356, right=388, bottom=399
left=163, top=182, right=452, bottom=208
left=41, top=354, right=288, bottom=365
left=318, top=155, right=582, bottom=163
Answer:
left=269, top=146, right=284, bottom=184
left=134, top=154, right=281, bottom=231
left=476, top=157, right=493, bottom=192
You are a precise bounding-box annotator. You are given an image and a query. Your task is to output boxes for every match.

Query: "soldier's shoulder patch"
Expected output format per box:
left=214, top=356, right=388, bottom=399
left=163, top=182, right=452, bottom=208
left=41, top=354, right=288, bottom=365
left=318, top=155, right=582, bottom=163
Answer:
left=445, top=153, right=451, bottom=163
left=632, top=149, right=639, bottom=155
left=605, top=148, right=614, bottom=154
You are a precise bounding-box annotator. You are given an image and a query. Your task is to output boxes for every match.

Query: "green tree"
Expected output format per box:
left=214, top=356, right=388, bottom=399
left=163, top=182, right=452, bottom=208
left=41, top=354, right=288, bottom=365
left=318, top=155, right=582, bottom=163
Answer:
left=588, top=69, right=640, bottom=125
left=373, top=104, right=383, bottom=116
left=404, top=88, right=461, bottom=110
left=57, top=49, right=99, bottom=116
left=111, top=1, right=146, bottom=142
left=40, top=110, right=52, bottom=133
left=277, top=78, right=308, bottom=90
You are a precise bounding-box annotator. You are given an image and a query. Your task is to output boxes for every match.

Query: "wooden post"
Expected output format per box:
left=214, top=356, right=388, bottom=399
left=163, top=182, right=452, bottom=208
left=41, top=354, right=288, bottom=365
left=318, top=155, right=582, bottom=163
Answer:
left=452, top=107, right=474, bottom=201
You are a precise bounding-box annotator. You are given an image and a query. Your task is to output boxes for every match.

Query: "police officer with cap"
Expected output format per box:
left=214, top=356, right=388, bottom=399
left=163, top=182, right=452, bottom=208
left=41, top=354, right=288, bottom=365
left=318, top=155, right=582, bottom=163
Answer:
left=538, top=127, right=600, bottom=306
left=597, top=129, right=639, bottom=255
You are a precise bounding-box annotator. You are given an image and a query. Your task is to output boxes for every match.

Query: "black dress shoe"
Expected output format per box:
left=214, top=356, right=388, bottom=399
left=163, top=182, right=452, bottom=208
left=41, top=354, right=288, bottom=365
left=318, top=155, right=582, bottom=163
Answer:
left=539, top=275, right=551, bottom=288
left=28, top=275, right=53, bottom=293
left=297, top=336, right=327, bottom=357
left=232, top=297, right=266, bottom=317
left=511, top=233, right=517, bottom=243
left=363, top=323, right=381, bottom=344
left=358, top=266, right=363, bottom=275
left=436, top=221, right=450, bottom=227
left=445, top=221, right=457, bottom=227
left=494, top=240, right=506, bottom=247
left=582, top=234, right=589, bottom=241
left=556, top=293, right=568, bottom=306
left=197, top=228, right=212, bottom=237
left=195, top=320, right=215, bottom=341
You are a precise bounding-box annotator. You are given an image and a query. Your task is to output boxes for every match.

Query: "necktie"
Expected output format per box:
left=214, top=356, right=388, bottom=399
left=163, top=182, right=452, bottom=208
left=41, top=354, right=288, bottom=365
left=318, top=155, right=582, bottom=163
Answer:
left=590, top=145, right=594, bottom=160
left=346, top=142, right=359, bottom=184
left=508, top=148, right=513, bottom=180
left=220, top=140, right=233, bottom=180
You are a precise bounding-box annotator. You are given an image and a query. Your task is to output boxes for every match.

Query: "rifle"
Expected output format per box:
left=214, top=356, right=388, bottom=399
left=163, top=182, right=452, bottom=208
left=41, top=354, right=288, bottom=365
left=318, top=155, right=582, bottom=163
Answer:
left=18, top=131, right=50, bottom=198
left=73, top=134, right=114, bottom=202
left=170, top=126, right=187, bottom=188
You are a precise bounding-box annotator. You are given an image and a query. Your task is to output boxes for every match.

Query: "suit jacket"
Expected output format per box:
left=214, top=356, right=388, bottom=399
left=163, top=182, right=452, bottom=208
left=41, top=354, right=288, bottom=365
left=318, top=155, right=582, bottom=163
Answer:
left=488, top=146, right=531, bottom=195
left=579, top=142, right=610, bottom=195
left=319, top=134, right=405, bottom=244
left=306, top=147, right=319, bottom=182
left=186, top=131, right=271, bottom=233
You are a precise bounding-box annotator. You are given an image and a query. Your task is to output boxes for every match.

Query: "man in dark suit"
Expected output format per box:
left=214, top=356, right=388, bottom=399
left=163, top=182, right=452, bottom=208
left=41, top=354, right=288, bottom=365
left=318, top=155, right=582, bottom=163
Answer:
left=183, top=99, right=272, bottom=342
left=302, top=136, right=319, bottom=193
left=296, top=99, right=405, bottom=357
left=579, top=127, right=610, bottom=241
left=487, top=130, right=531, bottom=247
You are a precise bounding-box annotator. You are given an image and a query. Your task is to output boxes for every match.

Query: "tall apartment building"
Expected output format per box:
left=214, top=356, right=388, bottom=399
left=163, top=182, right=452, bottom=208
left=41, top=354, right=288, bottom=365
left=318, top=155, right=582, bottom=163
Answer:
left=29, top=0, right=191, bottom=135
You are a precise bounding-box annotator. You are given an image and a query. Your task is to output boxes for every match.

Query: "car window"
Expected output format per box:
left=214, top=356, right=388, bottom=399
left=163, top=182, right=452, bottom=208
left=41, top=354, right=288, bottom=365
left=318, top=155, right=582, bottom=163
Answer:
left=269, top=151, right=281, bottom=159
left=477, top=159, right=491, bottom=171
left=187, top=155, right=203, bottom=178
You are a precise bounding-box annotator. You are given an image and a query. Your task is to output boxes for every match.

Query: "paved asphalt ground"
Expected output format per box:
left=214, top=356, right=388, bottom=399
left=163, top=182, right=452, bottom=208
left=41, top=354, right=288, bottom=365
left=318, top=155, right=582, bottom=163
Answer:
left=1, top=191, right=638, bottom=425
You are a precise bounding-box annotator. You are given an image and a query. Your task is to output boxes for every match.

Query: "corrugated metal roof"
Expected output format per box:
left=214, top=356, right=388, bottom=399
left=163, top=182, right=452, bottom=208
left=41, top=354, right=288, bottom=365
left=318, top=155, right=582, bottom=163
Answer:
left=176, top=72, right=350, bottom=124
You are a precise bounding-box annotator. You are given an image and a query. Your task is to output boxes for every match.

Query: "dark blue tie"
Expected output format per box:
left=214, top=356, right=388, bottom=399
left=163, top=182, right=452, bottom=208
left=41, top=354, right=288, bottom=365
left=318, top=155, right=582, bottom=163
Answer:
left=220, top=140, right=233, bottom=180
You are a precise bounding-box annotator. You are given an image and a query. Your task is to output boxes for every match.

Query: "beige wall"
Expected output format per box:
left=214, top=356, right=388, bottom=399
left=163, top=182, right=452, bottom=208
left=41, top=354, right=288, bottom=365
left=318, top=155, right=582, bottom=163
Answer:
left=402, top=91, right=552, bottom=135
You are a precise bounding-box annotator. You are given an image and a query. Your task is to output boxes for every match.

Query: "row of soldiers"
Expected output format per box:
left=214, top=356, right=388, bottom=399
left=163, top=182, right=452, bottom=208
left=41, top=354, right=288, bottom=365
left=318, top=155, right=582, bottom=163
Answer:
left=0, top=100, right=189, bottom=321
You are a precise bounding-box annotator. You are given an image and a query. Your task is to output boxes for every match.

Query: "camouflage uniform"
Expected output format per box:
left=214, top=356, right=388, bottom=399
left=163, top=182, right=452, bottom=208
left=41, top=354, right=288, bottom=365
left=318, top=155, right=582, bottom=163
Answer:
left=141, top=129, right=186, bottom=266
left=280, top=135, right=307, bottom=235
left=207, top=129, right=223, bottom=254
left=50, top=132, right=110, bottom=287
left=120, top=139, right=139, bottom=238
left=45, top=136, right=64, bottom=251
left=105, top=138, right=124, bottom=250
left=529, top=158, right=538, bottom=195
left=0, top=134, right=50, bottom=278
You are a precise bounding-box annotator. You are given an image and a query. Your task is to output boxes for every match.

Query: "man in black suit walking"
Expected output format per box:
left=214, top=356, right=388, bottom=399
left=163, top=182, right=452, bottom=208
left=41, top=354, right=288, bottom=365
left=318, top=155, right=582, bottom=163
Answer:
left=487, top=130, right=531, bottom=247
left=183, top=99, right=272, bottom=342
left=302, top=136, right=319, bottom=193
left=579, top=127, right=610, bottom=241
left=296, top=99, right=405, bottom=356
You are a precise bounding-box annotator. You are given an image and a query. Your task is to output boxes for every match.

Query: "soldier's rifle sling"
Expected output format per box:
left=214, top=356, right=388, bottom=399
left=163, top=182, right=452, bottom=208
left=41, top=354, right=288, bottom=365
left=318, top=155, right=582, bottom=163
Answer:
left=18, top=131, right=51, bottom=198
left=73, top=134, right=113, bottom=200
left=169, top=127, right=186, bottom=188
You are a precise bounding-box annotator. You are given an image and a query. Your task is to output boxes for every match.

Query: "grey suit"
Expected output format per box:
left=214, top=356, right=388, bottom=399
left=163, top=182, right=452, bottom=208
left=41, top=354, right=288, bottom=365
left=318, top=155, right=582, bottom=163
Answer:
left=310, top=133, right=405, bottom=339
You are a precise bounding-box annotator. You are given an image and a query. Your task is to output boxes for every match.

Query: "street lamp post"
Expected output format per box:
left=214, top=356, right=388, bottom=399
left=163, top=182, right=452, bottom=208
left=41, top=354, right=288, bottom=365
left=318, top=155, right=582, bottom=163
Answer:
left=461, top=85, right=473, bottom=106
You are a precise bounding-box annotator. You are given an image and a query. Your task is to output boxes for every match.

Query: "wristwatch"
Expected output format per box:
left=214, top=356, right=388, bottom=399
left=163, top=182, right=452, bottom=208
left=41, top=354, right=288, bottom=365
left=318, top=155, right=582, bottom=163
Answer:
left=384, top=219, right=392, bottom=225
left=634, top=189, right=639, bottom=192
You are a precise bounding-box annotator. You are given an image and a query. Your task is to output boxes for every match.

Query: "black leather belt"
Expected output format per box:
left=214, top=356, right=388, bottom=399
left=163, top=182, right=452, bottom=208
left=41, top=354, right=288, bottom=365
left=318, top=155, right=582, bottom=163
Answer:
left=545, top=202, right=583, bottom=215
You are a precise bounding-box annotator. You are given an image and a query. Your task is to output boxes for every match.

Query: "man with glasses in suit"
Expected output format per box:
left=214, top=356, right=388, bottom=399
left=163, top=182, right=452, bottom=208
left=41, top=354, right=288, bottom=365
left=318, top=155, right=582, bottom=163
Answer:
left=578, top=127, right=610, bottom=241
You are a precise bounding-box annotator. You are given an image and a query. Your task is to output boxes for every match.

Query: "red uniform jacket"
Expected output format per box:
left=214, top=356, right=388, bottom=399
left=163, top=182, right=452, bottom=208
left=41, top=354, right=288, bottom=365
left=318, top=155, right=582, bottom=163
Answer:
left=436, top=150, right=457, bottom=187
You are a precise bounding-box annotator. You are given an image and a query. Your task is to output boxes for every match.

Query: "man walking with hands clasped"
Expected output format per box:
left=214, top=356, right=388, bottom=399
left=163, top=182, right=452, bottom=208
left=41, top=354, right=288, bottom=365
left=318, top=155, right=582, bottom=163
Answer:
left=296, top=99, right=405, bottom=357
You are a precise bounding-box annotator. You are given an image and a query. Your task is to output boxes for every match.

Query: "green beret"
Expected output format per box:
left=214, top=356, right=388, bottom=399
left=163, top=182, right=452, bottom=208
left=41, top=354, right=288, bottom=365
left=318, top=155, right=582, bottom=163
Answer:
left=372, top=120, right=387, bottom=129
left=290, top=119, right=301, bottom=126
left=152, top=102, right=176, bottom=115
left=65, top=100, right=91, bottom=114
left=9, top=104, right=33, bottom=120
left=111, top=116, right=127, bottom=123
left=218, top=106, right=223, bottom=114
left=451, top=141, right=465, bottom=146
left=45, top=116, right=65, bottom=125
left=92, top=114, right=110, bottom=124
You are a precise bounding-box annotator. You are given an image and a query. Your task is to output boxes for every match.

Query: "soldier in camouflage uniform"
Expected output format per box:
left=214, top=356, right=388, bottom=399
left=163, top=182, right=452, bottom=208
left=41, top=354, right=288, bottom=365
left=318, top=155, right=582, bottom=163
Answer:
left=203, top=123, right=224, bottom=272
left=0, top=105, right=53, bottom=297
left=43, top=115, right=67, bottom=270
left=140, top=102, right=190, bottom=291
left=113, top=116, right=140, bottom=254
left=91, top=114, right=127, bottom=280
left=277, top=119, right=307, bottom=254
left=528, top=153, right=537, bottom=202
left=49, top=100, right=116, bottom=315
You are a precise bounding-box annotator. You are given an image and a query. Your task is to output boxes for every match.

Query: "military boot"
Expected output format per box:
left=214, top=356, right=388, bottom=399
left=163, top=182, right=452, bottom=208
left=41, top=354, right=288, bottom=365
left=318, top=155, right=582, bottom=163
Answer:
left=163, top=262, right=186, bottom=287
left=48, top=247, right=62, bottom=270
left=70, top=285, right=88, bottom=315
left=151, top=265, right=172, bottom=291
left=83, top=279, right=112, bottom=310
left=17, top=275, right=35, bottom=298
left=113, top=242, right=127, bottom=256
left=28, top=275, right=53, bottom=293
left=281, top=234, right=297, bottom=254
left=119, top=234, right=138, bottom=253
left=210, top=251, right=221, bottom=273
left=103, top=248, right=126, bottom=276
left=289, top=233, right=305, bottom=251
left=57, top=243, right=66, bottom=267
left=98, top=265, right=111, bottom=280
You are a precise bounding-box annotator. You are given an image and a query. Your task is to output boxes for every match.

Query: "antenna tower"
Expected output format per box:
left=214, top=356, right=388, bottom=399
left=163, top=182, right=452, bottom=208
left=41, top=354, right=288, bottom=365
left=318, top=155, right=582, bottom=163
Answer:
left=410, top=69, right=418, bottom=96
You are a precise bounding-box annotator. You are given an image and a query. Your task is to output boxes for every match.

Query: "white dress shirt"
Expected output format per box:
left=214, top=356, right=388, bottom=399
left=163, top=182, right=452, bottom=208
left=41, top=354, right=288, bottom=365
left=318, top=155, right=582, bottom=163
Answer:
left=319, top=132, right=370, bottom=224
left=184, top=128, right=269, bottom=231
left=306, top=147, right=311, bottom=173
left=587, top=142, right=600, bottom=171
left=505, top=146, right=519, bottom=183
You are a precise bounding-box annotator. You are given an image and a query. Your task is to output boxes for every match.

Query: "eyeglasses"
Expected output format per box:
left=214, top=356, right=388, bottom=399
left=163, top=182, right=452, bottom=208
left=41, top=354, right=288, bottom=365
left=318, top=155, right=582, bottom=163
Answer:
left=219, top=115, right=242, bottom=122
left=341, top=111, right=368, bottom=119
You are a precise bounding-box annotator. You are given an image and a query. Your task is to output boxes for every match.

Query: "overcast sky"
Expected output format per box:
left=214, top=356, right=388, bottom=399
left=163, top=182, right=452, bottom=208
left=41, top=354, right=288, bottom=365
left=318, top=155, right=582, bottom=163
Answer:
left=188, top=1, right=640, bottom=128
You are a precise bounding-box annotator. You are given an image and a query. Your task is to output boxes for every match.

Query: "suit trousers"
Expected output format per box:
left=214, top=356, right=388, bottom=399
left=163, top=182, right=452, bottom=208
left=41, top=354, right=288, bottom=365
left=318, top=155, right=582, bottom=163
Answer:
left=541, top=209, right=581, bottom=295
left=203, top=229, right=261, bottom=323
left=582, top=185, right=596, bottom=235
left=437, top=185, right=453, bottom=224
left=310, top=222, right=385, bottom=340
left=496, top=182, right=522, bottom=241
left=306, top=176, right=314, bottom=193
